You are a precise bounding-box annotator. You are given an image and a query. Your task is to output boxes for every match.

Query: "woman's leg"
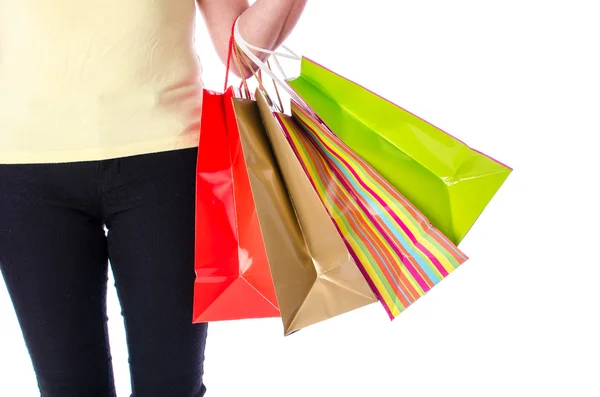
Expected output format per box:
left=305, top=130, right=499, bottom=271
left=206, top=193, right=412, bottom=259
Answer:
left=0, top=162, right=116, bottom=397
left=102, top=148, right=208, bottom=397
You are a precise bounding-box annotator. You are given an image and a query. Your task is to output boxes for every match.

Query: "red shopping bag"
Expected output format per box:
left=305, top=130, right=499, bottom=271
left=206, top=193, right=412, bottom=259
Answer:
left=193, top=87, right=279, bottom=323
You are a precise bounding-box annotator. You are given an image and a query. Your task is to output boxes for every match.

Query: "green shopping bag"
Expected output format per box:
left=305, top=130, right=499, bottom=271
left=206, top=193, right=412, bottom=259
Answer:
left=285, top=58, right=511, bottom=244
left=233, top=23, right=511, bottom=245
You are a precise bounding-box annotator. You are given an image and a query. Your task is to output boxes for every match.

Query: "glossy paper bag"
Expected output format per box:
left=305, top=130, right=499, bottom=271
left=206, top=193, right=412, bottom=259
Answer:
left=234, top=90, right=376, bottom=335
left=194, top=88, right=279, bottom=323
left=278, top=100, right=468, bottom=319
left=287, top=58, right=512, bottom=244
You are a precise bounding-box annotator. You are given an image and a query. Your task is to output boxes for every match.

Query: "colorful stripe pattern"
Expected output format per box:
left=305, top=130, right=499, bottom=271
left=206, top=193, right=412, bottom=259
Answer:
left=274, top=102, right=468, bottom=319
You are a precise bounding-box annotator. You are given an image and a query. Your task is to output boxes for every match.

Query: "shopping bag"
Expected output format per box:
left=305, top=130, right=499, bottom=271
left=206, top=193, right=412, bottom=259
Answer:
left=285, top=59, right=512, bottom=244
left=232, top=26, right=511, bottom=245
left=194, top=87, right=279, bottom=323
left=194, top=85, right=376, bottom=334
left=275, top=99, right=468, bottom=319
left=240, top=89, right=376, bottom=334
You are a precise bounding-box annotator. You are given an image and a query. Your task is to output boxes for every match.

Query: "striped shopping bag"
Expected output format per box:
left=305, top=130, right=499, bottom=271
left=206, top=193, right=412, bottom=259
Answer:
left=275, top=102, right=469, bottom=319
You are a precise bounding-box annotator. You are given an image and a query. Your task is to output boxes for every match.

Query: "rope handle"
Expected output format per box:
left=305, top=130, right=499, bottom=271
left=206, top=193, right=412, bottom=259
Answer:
left=224, top=18, right=250, bottom=97
left=233, top=18, right=318, bottom=118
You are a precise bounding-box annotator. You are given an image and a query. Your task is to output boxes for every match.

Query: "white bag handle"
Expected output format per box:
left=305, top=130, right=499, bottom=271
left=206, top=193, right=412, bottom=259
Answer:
left=233, top=18, right=318, bottom=118
left=239, top=40, right=301, bottom=62
left=232, top=21, right=300, bottom=78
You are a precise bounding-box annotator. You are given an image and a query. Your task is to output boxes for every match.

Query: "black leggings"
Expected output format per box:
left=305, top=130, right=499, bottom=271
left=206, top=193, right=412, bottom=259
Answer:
left=0, top=148, right=207, bottom=397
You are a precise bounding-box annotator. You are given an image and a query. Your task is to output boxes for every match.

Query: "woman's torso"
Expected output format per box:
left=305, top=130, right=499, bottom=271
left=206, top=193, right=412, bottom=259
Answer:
left=0, top=0, right=203, bottom=164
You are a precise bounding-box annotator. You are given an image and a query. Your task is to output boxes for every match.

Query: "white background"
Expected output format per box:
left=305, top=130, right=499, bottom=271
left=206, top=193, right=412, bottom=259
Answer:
left=2, top=0, right=599, bottom=396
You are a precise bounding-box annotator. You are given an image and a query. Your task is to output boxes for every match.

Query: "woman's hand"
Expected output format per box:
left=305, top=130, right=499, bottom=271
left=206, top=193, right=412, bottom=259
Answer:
left=197, top=0, right=308, bottom=77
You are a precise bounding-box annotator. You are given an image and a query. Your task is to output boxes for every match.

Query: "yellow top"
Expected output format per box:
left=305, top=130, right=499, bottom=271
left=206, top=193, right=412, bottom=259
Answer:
left=0, top=0, right=203, bottom=164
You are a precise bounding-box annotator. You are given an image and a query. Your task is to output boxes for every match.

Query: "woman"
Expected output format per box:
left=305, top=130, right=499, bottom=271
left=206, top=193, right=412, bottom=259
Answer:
left=0, top=0, right=307, bottom=395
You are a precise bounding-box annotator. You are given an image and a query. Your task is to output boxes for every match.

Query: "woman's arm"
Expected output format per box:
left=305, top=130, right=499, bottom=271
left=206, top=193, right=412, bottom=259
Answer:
left=197, top=0, right=308, bottom=77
